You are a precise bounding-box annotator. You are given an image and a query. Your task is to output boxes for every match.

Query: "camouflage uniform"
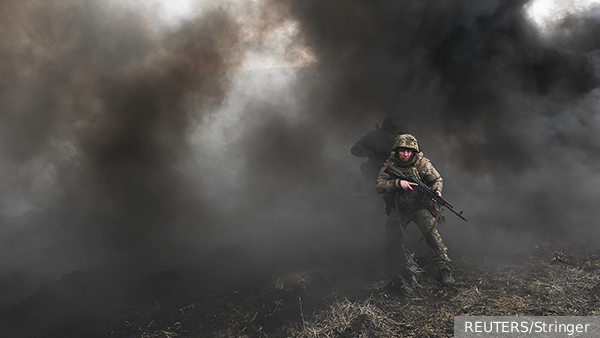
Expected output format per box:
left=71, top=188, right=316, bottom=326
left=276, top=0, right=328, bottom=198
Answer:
left=375, top=134, right=453, bottom=281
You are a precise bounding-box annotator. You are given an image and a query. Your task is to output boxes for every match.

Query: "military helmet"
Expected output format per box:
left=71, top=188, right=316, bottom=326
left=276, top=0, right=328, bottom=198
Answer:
left=381, top=116, right=403, bottom=133
left=393, top=133, right=419, bottom=152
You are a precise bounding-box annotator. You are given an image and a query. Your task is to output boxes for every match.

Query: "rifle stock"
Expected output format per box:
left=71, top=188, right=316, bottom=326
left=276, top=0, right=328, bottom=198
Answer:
left=384, top=165, right=468, bottom=222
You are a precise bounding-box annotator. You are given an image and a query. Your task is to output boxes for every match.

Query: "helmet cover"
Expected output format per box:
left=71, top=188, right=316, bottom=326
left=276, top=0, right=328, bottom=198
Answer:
left=393, top=134, right=419, bottom=152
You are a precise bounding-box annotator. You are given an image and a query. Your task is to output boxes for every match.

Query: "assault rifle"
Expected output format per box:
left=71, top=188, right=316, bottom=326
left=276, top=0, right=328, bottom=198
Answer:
left=384, top=164, right=468, bottom=222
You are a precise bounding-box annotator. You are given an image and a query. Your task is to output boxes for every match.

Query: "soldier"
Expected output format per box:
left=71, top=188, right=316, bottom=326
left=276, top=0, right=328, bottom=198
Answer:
left=375, top=133, right=454, bottom=285
left=351, top=116, right=405, bottom=188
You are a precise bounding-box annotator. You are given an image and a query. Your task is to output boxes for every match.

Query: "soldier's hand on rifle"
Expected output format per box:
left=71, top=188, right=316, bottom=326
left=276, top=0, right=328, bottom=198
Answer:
left=385, top=164, right=467, bottom=221
left=395, top=179, right=418, bottom=191
left=432, top=189, right=442, bottom=203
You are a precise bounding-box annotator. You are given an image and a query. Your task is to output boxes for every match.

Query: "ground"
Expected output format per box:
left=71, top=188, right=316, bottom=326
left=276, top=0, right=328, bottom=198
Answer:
left=1, top=240, right=599, bottom=337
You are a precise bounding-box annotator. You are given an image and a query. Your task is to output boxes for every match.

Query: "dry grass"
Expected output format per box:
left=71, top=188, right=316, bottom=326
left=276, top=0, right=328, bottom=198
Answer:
left=110, top=248, right=600, bottom=337
left=288, top=246, right=600, bottom=338
left=291, top=298, right=404, bottom=338
left=9, top=243, right=600, bottom=337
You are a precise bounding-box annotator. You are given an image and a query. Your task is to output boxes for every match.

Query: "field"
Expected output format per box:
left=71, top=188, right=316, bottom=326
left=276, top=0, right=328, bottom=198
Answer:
left=2, top=239, right=599, bottom=338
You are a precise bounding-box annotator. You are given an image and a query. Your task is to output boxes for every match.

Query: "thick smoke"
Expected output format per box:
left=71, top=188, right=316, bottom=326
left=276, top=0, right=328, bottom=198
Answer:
left=2, top=0, right=600, bottom=310
left=284, top=0, right=600, bottom=259
left=0, top=0, right=245, bottom=283
left=0, top=0, right=373, bottom=301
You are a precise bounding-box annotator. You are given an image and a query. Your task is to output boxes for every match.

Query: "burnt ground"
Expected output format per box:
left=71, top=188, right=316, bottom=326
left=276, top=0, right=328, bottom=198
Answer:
left=1, top=240, right=600, bottom=338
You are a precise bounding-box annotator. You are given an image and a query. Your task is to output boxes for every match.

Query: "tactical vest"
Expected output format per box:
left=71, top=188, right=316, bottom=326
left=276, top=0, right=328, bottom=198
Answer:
left=391, top=155, right=427, bottom=210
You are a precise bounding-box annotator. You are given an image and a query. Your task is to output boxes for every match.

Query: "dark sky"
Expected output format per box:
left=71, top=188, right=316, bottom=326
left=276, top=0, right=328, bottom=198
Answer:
left=2, top=0, right=600, bottom=292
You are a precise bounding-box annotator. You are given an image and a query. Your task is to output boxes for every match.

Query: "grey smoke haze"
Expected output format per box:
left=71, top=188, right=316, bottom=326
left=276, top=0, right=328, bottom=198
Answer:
left=288, top=0, right=600, bottom=257
left=0, top=0, right=245, bottom=276
left=2, top=0, right=600, bottom=303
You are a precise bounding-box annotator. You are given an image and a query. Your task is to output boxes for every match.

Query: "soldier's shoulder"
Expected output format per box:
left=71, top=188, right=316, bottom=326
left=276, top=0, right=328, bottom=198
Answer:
left=415, top=153, right=433, bottom=168
left=415, top=152, right=427, bottom=162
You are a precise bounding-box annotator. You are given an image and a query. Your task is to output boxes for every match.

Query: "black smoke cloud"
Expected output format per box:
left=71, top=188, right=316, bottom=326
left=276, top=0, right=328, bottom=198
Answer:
left=3, top=0, right=600, bottom=308
left=0, top=0, right=376, bottom=300
left=281, top=0, right=600, bottom=259
left=0, top=0, right=244, bottom=282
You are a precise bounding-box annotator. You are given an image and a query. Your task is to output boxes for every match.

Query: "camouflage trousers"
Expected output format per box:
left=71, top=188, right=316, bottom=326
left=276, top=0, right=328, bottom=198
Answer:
left=384, top=207, right=452, bottom=272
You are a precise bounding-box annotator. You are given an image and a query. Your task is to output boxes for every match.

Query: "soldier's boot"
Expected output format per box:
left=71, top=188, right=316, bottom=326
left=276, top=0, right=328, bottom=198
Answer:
left=440, top=268, right=454, bottom=285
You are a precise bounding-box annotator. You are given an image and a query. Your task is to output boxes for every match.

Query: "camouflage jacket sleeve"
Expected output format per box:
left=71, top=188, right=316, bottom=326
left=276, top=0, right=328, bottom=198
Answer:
left=417, top=157, right=443, bottom=193
left=375, top=159, right=399, bottom=194
left=375, top=156, right=444, bottom=194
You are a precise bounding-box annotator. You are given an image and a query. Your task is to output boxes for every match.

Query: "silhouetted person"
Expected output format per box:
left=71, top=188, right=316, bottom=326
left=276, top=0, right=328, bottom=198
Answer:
left=351, top=116, right=404, bottom=190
